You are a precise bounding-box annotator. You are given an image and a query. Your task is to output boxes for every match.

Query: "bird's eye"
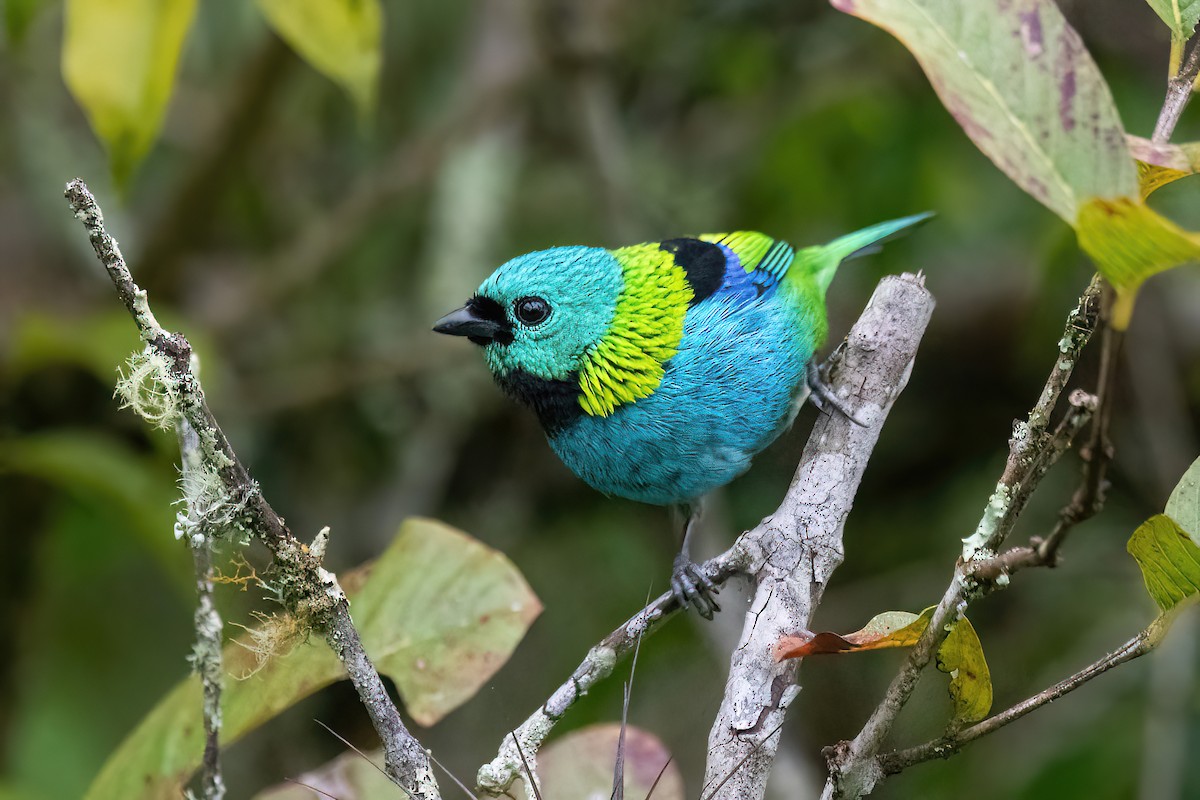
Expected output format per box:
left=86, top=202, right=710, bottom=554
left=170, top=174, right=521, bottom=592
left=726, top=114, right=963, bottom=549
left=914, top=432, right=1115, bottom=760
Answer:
left=514, top=296, right=550, bottom=327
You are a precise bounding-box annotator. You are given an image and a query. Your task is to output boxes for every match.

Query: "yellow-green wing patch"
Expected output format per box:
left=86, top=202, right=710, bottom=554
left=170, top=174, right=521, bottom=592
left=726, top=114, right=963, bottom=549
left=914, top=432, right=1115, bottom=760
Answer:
left=578, top=244, right=691, bottom=417
left=700, top=231, right=795, bottom=282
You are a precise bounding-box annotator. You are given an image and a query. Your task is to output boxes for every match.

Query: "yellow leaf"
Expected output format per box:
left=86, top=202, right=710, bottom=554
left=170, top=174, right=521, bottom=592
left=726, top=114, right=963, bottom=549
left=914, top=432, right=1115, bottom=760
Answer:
left=1136, top=162, right=1191, bottom=198
left=776, top=606, right=992, bottom=725
left=1127, top=135, right=1200, bottom=197
left=256, top=0, right=382, bottom=119
left=935, top=615, right=992, bottom=725
left=1076, top=197, right=1200, bottom=329
left=62, top=0, right=198, bottom=188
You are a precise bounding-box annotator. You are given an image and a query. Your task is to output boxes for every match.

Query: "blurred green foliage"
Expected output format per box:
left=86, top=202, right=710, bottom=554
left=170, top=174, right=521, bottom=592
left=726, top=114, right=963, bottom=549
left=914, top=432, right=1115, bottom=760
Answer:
left=2, top=1, right=1199, bottom=798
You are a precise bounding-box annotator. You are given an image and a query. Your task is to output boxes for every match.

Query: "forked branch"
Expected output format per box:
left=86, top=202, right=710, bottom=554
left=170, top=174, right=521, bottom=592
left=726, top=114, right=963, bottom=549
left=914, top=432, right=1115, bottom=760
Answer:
left=64, top=179, right=440, bottom=800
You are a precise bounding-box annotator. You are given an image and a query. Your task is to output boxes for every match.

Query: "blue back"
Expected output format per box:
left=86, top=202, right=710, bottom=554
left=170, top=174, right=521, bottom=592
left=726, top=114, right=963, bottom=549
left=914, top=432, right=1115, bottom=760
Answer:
left=548, top=275, right=820, bottom=506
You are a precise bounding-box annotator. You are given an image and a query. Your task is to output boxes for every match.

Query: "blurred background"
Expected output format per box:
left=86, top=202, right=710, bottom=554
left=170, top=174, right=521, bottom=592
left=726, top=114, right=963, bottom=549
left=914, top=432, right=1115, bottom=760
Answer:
left=2, top=0, right=1200, bottom=798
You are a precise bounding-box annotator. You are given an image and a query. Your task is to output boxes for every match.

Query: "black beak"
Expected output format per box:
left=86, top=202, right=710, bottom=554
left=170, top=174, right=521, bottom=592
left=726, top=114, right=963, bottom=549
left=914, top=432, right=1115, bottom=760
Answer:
left=433, top=304, right=511, bottom=345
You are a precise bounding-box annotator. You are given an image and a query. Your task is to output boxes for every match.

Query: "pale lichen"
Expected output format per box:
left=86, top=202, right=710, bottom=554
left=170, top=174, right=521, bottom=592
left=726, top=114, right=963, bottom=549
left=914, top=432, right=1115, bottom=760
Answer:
left=230, top=611, right=305, bottom=679
left=115, top=346, right=183, bottom=430
left=173, top=459, right=252, bottom=545
left=310, top=526, right=331, bottom=561
left=476, top=709, right=554, bottom=795
left=585, top=644, right=618, bottom=680
left=961, top=482, right=1013, bottom=560
left=131, top=288, right=164, bottom=342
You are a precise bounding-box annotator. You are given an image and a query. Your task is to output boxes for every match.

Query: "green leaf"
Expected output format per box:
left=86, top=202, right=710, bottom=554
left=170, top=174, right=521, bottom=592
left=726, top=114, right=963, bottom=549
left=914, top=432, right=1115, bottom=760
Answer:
left=85, top=518, right=540, bottom=800
left=831, top=0, right=1137, bottom=223
left=61, top=0, right=199, bottom=188
left=1143, top=0, right=1200, bottom=47
left=252, top=750, right=398, bottom=799
left=539, top=724, right=685, bottom=800
left=1127, top=514, right=1200, bottom=613
left=777, top=606, right=992, bottom=724
left=255, top=0, right=382, bottom=119
left=1076, top=197, right=1200, bottom=328
left=356, top=518, right=544, bottom=724
left=1166, top=455, right=1200, bottom=543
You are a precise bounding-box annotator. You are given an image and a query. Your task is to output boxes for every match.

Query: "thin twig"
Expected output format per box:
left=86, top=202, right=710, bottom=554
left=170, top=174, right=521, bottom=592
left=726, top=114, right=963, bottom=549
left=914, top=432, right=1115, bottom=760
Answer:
left=965, top=388, right=1098, bottom=582
left=877, top=626, right=1161, bottom=775
left=643, top=758, right=673, bottom=800
left=427, top=751, right=481, bottom=800
left=476, top=561, right=744, bottom=795
left=1037, top=313, right=1124, bottom=564
left=312, top=719, right=404, bottom=794
left=1152, top=35, right=1200, bottom=144
left=179, top=420, right=226, bottom=800
left=64, top=179, right=439, bottom=800
left=283, top=778, right=342, bottom=800
left=824, top=275, right=1104, bottom=800
left=612, top=629, right=644, bottom=800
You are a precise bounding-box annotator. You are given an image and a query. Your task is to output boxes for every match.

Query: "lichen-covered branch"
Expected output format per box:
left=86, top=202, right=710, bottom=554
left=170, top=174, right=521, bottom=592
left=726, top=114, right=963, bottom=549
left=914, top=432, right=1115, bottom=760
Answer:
left=178, top=420, right=226, bottom=800
left=476, top=274, right=935, bottom=798
left=701, top=274, right=935, bottom=800
left=64, top=179, right=439, bottom=800
left=476, top=545, right=749, bottom=796
left=824, top=38, right=1197, bottom=786
left=960, top=275, right=1102, bottom=562
left=823, top=275, right=1104, bottom=800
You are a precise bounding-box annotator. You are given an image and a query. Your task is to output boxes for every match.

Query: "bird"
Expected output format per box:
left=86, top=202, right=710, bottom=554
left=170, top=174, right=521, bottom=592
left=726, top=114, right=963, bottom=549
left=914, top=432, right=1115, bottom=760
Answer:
left=433, top=214, right=930, bottom=618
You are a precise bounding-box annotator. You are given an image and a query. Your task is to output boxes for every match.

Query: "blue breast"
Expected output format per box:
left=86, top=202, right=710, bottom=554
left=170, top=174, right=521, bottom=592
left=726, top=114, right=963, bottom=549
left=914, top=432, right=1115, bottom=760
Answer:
left=548, top=283, right=819, bottom=506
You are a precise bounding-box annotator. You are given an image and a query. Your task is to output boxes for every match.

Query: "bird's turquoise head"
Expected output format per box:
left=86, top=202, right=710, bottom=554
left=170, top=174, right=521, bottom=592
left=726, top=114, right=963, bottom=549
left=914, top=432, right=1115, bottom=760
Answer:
left=434, top=245, right=622, bottom=386
left=435, top=240, right=695, bottom=430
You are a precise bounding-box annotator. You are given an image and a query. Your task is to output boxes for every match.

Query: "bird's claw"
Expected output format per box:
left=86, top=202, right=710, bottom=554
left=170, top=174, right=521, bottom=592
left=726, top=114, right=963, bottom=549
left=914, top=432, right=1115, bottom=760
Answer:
left=671, top=553, right=720, bottom=619
left=806, top=361, right=868, bottom=427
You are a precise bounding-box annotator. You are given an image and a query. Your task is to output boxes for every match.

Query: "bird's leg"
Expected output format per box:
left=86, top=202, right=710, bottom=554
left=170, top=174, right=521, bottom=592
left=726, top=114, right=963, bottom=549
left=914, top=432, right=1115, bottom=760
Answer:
left=670, top=504, right=720, bottom=619
left=807, top=360, right=867, bottom=427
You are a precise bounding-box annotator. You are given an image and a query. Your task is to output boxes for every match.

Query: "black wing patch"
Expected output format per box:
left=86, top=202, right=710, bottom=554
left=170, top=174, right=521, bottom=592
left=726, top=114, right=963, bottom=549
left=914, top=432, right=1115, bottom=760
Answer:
left=660, top=238, right=726, bottom=306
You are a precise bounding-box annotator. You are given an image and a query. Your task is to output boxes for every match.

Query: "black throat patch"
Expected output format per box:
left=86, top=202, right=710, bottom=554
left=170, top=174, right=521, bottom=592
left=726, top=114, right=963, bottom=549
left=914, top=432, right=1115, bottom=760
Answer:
left=660, top=238, right=725, bottom=306
left=494, top=369, right=583, bottom=436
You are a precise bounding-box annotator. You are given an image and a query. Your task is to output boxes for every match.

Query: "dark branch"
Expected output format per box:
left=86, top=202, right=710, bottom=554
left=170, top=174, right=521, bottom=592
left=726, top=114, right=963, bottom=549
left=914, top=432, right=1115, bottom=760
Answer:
left=64, top=178, right=439, bottom=799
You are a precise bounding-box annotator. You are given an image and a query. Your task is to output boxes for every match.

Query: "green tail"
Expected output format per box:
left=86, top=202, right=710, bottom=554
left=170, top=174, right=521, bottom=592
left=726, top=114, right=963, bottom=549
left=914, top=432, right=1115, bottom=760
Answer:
left=793, top=212, right=934, bottom=295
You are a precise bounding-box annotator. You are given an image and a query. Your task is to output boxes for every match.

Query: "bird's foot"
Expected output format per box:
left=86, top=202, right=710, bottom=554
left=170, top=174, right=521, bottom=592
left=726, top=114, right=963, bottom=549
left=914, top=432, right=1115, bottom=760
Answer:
left=807, top=361, right=867, bottom=427
left=671, top=553, right=720, bottom=619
